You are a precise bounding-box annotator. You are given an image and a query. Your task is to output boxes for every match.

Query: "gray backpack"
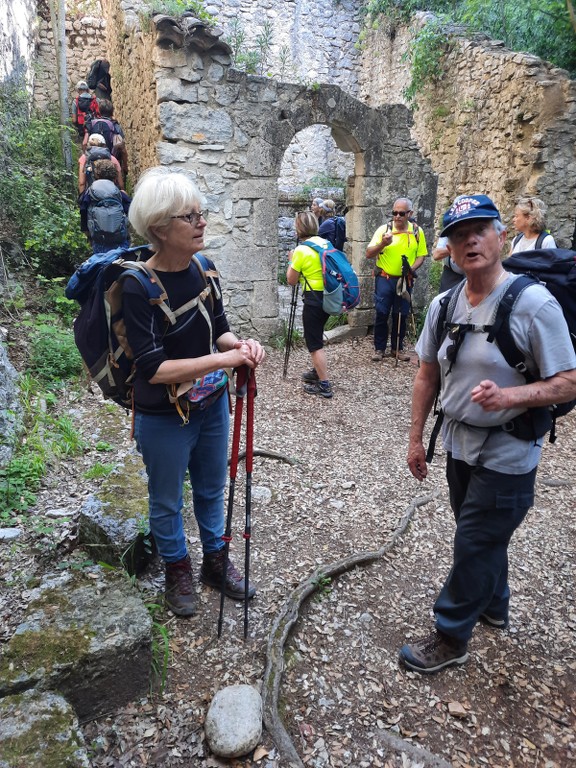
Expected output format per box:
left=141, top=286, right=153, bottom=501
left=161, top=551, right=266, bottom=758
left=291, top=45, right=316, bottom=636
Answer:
left=87, top=180, right=128, bottom=245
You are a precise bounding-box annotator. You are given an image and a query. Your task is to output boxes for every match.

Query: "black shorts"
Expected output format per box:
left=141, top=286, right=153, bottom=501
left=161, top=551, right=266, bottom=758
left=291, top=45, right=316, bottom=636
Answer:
left=302, top=291, right=329, bottom=353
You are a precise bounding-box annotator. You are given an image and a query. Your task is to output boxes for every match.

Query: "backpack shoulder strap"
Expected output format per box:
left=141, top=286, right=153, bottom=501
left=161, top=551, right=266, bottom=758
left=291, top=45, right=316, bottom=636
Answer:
left=512, top=233, right=522, bottom=248
left=434, top=280, right=466, bottom=346
left=301, top=239, right=325, bottom=254
left=486, top=274, right=539, bottom=380
left=535, top=231, right=547, bottom=249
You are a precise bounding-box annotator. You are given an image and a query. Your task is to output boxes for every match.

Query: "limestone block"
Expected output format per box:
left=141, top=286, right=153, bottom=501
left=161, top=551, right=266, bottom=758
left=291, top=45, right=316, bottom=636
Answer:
left=251, top=278, right=279, bottom=319
left=0, top=567, right=152, bottom=720
left=235, top=199, right=251, bottom=217
left=176, top=53, right=204, bottom=79
left=207, top=62, right=224, bottom=82
left=156, top=77, right=198, bottom=103
left=253, top=196, right=279, bottom=246
left=153, top=46, right=187, bottom=68
left=0, top=690, right=90, bottom=767
left=78, top=451, right=156, bottom=575
left=160, top=102, right=234, bottom=144
left=214, top=83, right=241, bottom=107
left=244, top=138, right=285, bottom=176
left=156, top=141, right=194, bottom=164
left=0, top=343, right=20, bottom=468
left=233, top=179, right=278, bottom=201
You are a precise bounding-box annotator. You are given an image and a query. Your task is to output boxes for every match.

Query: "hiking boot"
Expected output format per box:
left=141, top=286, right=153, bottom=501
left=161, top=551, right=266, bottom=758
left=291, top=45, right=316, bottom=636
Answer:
left=391, top=349, right=410, bottom=362
left=372, top=350, right=385, bottom=362
left=165, top=555, right=197, bottom=617
left=199, top=549, right=256, bottom=600
left=480, top=612, right=509, bottom=629
left=301, top=368, right=319, bottom=383
left=399, top=630, right=469, bottom=674
left=303, top=380, right=333, bottom=399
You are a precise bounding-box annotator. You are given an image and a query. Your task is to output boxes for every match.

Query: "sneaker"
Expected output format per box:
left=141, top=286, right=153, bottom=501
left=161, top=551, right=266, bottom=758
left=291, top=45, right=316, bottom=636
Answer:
left=372, top=350, right=385, bottom=362
left=480, top=612, right=508, bottom=629
left=165, top=555, right=197, bottom=617
left=391, top=349, right=410, bottom=362
left=301, top=368, right=319, bottom=383
left=200, top=549, right=256, bottom=600
left=303, top=380, right=333, bottom=398
left=399, top=630, right=469, bottom=674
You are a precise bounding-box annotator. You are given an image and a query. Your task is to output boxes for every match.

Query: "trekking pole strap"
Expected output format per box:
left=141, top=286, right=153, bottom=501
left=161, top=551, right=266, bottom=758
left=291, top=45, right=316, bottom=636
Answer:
left=229, top=366, right=247, bottom=479
left=425, top=409, right=444, bottom=464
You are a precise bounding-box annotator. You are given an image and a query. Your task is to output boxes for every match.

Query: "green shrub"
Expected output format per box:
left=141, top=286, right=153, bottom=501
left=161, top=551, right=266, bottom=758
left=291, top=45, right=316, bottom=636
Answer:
left=0, top=79, right=89, bottom=277
left=28, top=323, right=83, bottom=382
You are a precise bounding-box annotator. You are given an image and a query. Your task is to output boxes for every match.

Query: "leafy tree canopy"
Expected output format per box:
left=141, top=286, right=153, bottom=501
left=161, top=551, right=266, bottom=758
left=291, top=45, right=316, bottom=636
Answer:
left=363, top=0, right=576, bottom=76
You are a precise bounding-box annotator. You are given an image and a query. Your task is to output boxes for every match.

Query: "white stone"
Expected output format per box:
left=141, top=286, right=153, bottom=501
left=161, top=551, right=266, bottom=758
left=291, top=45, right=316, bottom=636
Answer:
left=205, top=685, right=262, bottom=759
left=0, top=528, right=22, bottom=541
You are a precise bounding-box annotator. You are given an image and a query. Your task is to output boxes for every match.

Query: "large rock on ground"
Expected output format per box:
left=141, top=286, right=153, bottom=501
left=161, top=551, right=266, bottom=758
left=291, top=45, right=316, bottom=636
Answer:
left=0, top=566, right=152, bottom=720
left=205, top=684, right=262, bottom=758
left=0, top=689, right=90, bottom=767
left=78, top=451, right=157, bottom=575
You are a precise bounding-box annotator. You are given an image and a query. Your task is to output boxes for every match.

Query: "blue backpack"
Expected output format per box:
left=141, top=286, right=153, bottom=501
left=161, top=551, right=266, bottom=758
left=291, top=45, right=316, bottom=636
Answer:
left=301, top=239, right=360, bottom=315
left=65, top=246, right=215, bottom=408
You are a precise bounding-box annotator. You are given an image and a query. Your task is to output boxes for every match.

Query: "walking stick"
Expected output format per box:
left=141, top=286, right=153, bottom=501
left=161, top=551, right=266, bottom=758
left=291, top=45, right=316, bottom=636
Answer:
left=218, top=365, right=247, bottom=638
left=395, top=256, right=413, bottom=369
left=283, top=283, right=299, bottom=379
left=243, top=369, right=257, bottom=639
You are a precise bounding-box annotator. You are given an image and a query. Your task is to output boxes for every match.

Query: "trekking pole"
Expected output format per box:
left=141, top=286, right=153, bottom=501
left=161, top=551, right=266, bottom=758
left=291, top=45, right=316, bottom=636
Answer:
left=243, top=369, right=257, bottom=640
left=395, top=255, right=412, bottom=369
left=282, top=283, right=299, bottom=379
left=218, top=365, right=248, bottom=638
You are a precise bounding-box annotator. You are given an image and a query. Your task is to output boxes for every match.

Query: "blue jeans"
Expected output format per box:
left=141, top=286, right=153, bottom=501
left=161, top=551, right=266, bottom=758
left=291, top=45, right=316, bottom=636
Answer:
left=434, top=455, right=536, bottom=642
left=134, top=393, right=229, bottom=563
left=373, top=275, right=410, bottom=352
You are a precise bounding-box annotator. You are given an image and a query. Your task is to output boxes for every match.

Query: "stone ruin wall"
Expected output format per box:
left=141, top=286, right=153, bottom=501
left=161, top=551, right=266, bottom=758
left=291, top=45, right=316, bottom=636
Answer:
left=34, top=0, right=108, bottom=113
left=1, top=0, right=37, bottom=85
left=358, top=15, right=576, bottom=247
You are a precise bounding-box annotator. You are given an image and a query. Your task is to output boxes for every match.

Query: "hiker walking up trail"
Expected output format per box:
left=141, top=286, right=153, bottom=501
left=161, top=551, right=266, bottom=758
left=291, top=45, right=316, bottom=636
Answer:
left=78, top=159, right=131, bottom=254
left=318, top=199, right=347, bottom=252
left=78, top=133, right=123, bottom=195
left=509, top=196, right=556, bottom=254
left=122, top=167, right=265, bottom=617
left=71, top=80, right=99, bottom=140
left=366, top=197, right=428, bottom=362
left=402, top=194, right=576, bottom=674
left=286, top=211, right=333, bottom=399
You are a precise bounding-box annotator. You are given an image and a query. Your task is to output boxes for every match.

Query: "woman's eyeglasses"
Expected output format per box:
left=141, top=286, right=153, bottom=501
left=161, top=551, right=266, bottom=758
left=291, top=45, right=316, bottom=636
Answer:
left=172, top=210, right=208, bottom=226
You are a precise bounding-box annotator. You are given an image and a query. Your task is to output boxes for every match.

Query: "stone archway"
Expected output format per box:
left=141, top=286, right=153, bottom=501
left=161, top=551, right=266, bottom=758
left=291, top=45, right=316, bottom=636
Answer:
left=150, top=17, right=437, bottom=339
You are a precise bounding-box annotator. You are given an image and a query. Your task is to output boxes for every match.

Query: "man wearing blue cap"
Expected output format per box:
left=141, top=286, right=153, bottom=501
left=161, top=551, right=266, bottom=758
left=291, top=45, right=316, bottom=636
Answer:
left=401, top=194, right=576, bottom=674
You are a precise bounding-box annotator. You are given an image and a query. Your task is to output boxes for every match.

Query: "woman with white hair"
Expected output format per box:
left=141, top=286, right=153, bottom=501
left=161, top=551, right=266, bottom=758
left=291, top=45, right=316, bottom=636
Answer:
left=123, top=167, right=265, bottom=617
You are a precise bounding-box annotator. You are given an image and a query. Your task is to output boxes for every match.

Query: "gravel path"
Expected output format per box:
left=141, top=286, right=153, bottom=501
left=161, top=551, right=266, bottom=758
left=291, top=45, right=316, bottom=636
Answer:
left=2, top=335, right=575, bottom=767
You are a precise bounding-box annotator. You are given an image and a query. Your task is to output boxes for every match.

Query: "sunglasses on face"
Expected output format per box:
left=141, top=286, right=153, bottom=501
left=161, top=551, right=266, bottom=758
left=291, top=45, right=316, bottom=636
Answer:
left=171, top=210, right=208, bottom=226
left=392, top=210, right=410, bottom=217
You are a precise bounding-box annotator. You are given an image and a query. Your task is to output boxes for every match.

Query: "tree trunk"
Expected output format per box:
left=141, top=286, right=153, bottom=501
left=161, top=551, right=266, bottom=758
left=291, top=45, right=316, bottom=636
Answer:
left=48, top=0, right=73, bottom=173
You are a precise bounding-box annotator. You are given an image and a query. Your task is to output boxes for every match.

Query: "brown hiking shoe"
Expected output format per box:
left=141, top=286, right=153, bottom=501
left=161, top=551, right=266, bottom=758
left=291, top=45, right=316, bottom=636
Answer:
left=199, top=549, right=256, bottom=601
left=399, top=629, right=469, bottom=674
left=165, top=555, right=197, bottom=617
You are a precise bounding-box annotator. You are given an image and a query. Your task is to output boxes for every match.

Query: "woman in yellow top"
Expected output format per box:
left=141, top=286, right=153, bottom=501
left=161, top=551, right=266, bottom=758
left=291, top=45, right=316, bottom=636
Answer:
left=286, top=211, right=333, bottom=399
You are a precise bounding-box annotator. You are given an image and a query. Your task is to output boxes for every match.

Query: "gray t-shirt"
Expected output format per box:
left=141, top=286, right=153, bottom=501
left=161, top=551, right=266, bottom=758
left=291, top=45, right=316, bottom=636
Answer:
left=417, top=275, right=576, bottom=473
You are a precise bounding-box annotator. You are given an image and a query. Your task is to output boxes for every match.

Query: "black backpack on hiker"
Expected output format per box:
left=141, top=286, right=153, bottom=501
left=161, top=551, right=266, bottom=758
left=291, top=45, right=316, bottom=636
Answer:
left=84, top=146, right=112, bottom=189
left=85, top=117, right=116, bottom=152
left=427, top=248, right=576, bottom=461
left=86, top=60, right=102, bottom=90
left=332, top=216, right=347, bottom=251
left=65, top=246, right=217, bottom=409
left=87, top=180, right=128, bottom=246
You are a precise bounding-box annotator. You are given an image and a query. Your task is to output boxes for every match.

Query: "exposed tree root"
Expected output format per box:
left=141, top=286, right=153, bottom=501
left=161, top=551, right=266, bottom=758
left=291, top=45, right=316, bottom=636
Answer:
left=262, top=489, right=442, bottom=768
left=235, top=448, right=298, bottom=465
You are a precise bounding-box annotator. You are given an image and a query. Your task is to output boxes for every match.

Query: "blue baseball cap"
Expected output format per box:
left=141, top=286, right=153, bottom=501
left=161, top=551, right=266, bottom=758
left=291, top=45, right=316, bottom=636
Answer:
left=440, top=194, right=501, bottom=236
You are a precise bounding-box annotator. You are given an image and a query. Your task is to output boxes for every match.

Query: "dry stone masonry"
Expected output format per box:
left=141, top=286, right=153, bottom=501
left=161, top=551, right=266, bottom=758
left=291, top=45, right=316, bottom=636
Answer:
left=359, top=13, right=576, bottom=247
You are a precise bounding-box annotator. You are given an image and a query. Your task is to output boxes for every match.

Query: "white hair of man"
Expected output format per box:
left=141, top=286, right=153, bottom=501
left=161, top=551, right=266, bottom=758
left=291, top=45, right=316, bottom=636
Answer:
left=446, top=218, right=506, bottom=243
left=128, top=167, right=205, bottom=250
left=395, top=197, right=414, bottom=210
